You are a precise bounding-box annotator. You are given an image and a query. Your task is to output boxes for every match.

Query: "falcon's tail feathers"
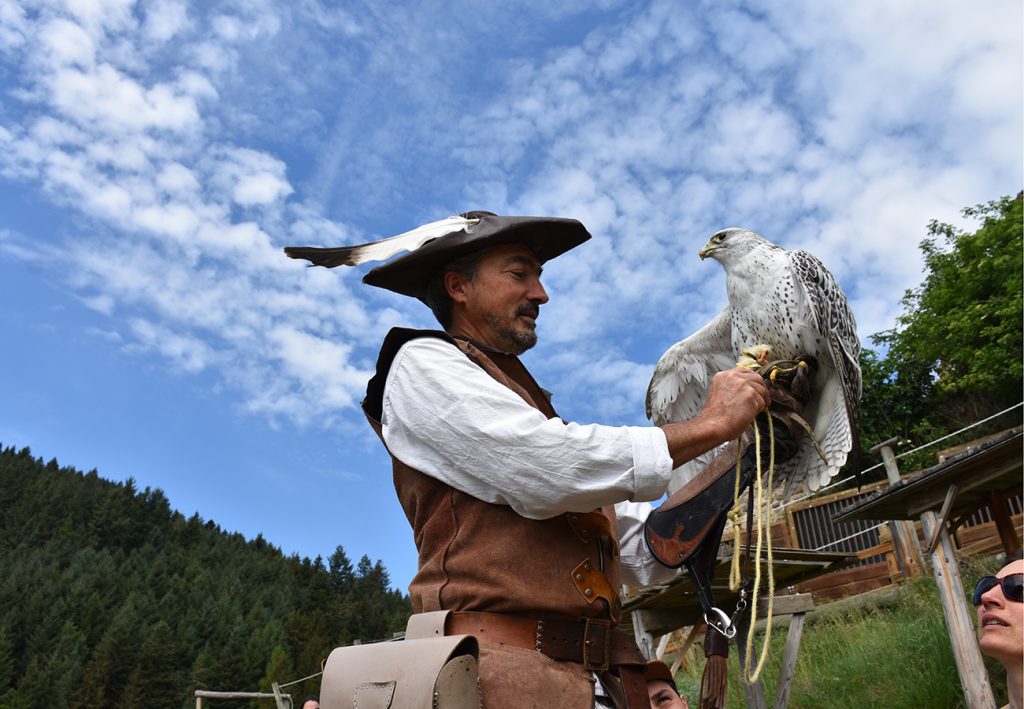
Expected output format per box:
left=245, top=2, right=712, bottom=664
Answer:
left=847, top=415, right=863, bottom=489
left=284, top=215, right=479, bottom=268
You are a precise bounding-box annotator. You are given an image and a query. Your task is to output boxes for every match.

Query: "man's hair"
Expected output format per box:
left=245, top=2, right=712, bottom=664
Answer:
left=424, top=249, right=485, bottom=329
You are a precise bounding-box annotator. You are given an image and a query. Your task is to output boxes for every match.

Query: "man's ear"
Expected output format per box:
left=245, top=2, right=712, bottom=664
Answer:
left=445, top=270, right=470, bottom=304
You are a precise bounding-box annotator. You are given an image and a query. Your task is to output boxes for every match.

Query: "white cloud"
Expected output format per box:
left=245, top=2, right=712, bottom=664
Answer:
left=0, top=228, right=42, bottom=262
left=143, top=0, right=190, bottom=43
left=40, top=18, right=96, bottom=67
left=129, top=317, right=216, bottom=373
left=0, top=0, right=1019, bottom=432
left=0, top=1, right=29, bottom=51
left=156, top=162, right=201, bottom=195
left=48, top=64, right=201, bottom=132
left=234, top=172, right=292, bottom=206
left=65, top=0, right=135, bottom=34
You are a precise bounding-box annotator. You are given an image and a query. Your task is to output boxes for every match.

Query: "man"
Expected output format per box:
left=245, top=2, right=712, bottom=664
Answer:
left=645, top=660, right=688, bottom=709
left=287, top=212, right=769, bottom=708
left=300, top=696, right=320, bottom=709
left=976, top=551, right=1023, bottom=709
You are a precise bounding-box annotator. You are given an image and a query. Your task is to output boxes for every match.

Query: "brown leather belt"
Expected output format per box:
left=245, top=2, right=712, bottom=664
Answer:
left=445, top=611, right=644, bottom=673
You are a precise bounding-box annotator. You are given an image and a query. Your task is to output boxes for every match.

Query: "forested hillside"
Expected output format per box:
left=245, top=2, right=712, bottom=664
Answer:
left=0, top=446, right=411, bottom=708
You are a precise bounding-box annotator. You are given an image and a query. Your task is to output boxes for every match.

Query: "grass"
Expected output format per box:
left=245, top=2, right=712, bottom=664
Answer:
left=672, top=562, right=1010, bottom=709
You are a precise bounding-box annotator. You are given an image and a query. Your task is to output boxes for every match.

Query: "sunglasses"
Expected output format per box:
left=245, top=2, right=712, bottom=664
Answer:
left=973, top=573, right=1024, bottom=606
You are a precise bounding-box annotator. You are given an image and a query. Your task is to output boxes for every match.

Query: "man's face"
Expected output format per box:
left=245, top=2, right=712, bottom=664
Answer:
left=301, top=701, right=319, bottom=709
left=976, top=558, right=1024, bottom=666
left=446, top=243, right=548, bottom=354
left=648, top=679, right=688, bottom=709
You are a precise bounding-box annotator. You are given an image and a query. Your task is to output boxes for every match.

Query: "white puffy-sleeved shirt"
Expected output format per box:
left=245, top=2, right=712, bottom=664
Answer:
left=380, top=336, right=679, bottom=588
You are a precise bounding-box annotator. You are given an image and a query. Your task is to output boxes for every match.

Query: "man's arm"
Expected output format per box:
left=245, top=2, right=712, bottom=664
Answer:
left=381, top=337, right=674, bottom=518
left=615, top=500, right=680, bottom=587
left=660, top=367, right=770, bottom=468
left=382, top=339, right=768, bottom=518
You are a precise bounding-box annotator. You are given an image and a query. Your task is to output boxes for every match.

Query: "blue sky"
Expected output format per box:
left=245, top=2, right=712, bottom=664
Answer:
left=1, top=0, right=1020, bottom=591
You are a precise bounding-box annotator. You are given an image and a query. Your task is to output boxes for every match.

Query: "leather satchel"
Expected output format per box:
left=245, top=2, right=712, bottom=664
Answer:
left=319, top=611, right=481, bottom=709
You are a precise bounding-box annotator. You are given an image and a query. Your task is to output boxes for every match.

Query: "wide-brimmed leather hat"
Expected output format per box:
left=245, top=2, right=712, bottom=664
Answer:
left=284, top=211, right=590, bottom=300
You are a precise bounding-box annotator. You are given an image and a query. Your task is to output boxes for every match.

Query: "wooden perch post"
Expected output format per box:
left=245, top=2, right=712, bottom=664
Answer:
left=871, top=438, right=925, bottom=578
left=920, top=510, right=995, bottom=709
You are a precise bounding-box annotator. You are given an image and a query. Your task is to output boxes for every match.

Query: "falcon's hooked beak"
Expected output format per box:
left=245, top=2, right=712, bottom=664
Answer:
left=699, top=228, right=736, bottom=259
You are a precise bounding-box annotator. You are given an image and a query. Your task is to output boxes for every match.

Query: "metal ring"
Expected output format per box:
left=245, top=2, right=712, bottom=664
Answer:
left=704, top=608, right=737, bottom=639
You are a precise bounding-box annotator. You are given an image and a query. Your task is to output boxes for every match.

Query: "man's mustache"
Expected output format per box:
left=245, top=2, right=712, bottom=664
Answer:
left=516, top=304, right=540, bottom=319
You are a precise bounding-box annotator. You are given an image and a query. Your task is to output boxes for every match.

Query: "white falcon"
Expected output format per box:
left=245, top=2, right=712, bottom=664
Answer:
left=646, top=228, right=862, bottom=497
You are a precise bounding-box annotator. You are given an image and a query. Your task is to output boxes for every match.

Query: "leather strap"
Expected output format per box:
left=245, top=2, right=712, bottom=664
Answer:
left=444, top=611, right=644, bottom=673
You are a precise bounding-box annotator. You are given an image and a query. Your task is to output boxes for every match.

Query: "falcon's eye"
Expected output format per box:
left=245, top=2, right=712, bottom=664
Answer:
left=712, top=232, right=726, bottom=243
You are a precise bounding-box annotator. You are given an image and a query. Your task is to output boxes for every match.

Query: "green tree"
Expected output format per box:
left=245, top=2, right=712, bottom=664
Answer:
left=0, top=630, right=13, bottom=692
left=258, top=645, right=296, bottom=695
left=328, top=546, right=355, bottom=593
left=862, top=192, right=1023, bottom=455
left=74, top=600, right=143, bottom=709
left=118, top=621, right=183, bottom=709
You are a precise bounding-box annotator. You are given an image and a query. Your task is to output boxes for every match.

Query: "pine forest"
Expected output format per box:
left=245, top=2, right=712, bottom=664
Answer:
left=0, top=446, right=412, bottom=708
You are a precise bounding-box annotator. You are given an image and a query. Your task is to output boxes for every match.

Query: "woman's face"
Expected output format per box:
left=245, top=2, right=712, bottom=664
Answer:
left=976, top=558, right=1024, bottom=666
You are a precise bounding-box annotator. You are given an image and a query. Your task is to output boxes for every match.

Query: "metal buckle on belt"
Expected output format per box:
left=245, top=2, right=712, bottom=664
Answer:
left=582, top=618, right=611, bottom=672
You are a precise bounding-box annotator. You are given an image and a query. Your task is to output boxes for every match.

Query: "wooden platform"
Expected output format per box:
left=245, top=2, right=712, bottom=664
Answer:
left=622, top=547, right=854, bottom=637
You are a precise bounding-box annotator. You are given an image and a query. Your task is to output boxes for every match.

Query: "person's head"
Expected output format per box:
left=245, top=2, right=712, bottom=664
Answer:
left=300, top=695, right=319, bottom=709
left=437, top=243, right=548, bottom=354
left=645, top=659, right=688, bottom=709
left=975, top=550, right=1024, bottom=669
left=424, top=248, right=485, bottom=330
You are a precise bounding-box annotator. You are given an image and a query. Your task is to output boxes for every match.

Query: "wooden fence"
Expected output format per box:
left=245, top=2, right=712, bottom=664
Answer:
left=773, top=483, right=1023, bottom=602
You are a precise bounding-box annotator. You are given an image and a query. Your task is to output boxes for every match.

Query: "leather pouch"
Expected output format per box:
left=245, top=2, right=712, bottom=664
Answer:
left=320, top=612, right=480, bottom=709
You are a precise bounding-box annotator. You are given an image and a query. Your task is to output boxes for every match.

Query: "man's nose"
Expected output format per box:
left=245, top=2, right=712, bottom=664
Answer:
left=528, top=278, right=549, bottom=304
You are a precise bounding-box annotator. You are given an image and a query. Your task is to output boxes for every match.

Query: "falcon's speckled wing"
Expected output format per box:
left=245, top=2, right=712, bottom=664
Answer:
left=645, top=309, right=737, bottom=491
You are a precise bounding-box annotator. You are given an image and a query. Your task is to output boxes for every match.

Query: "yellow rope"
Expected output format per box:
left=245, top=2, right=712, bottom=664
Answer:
left=728, top=442, right=744, bottom=592
left=744, top=412, right=776, bottom=684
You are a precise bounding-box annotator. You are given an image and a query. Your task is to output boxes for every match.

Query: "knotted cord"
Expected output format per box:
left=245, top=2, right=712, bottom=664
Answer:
left=728, top=448, right=745, bottom=592
left=744, top=411, right=775, bottom=683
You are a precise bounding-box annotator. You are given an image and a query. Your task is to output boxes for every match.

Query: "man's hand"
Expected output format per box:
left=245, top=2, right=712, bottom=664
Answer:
left=660, top=367, right=770, bottom=469
left=701, top=367, right=771, bottom=440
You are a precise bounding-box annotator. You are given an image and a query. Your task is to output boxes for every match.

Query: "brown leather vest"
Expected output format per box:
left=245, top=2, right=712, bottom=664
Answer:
left=362, top=328, right=624, bottom=624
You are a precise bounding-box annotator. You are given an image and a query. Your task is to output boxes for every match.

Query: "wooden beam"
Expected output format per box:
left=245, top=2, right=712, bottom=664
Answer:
left=989, top=490, right=1022, bottom=554
left=926, top=484, right=960, bottom=554
left=871, top=441, right=925, bottom=578
left=757, top=593, right=814, bottom=616
left=920, top=510, right=995, bottom=709
left=906, top=458, right=1020, bottom=517
left=670, top=624, right=703, bottom=675
left=630, top=604, right=656, bottom=660
left=637, top=594, right=815, bottom=638
left=773, top=612, right=806, bottom=709
left=194, top=691, right=285, bottom=700
left=733, top=609, right=768, bottom=709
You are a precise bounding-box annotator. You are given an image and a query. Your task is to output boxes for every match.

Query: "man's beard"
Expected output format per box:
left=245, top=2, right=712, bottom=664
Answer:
left=484, top=304, right=539, bottom=354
